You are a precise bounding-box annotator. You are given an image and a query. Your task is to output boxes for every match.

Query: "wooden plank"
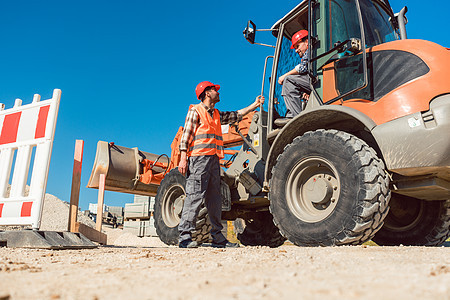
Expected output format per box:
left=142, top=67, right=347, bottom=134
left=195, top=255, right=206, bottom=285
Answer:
left=96, top=173, right=106, bottom=232
left=68, top=140, right=84, bottom=232
left=75, top=222, right=107, bottom=245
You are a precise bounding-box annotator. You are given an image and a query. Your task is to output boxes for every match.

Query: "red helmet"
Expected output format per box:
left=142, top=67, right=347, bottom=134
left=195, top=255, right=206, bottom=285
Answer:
left=195, top=81, right=220, bottom=100
left=291, top=30, right=308, bottom=49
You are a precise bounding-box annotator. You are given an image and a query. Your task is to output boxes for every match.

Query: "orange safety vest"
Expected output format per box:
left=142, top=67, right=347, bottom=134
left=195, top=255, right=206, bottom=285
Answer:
left=187, top=103, right=224, bottom=159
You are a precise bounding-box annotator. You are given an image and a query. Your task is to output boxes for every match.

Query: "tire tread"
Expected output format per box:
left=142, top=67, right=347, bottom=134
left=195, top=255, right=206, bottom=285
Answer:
left=154, top=169, right=212, bottom=245
left=269, top=129, right=391, bottom=246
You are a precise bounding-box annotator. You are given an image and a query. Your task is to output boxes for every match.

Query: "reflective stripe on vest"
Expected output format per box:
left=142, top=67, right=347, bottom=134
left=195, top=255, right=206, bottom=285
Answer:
left=187, top=104, right=224, bottom=159
left=192, top=133, right=223, bottom=141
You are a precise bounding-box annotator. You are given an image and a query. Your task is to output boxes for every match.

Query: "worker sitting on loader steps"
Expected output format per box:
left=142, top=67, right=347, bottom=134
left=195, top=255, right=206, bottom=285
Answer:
left=178, top=81, right=264, bottom=248
left=277, top=29, right=311, bottom=122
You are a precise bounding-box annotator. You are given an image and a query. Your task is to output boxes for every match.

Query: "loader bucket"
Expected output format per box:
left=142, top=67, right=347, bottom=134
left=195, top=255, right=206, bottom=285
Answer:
left=87, top=141, right=169, bottom=196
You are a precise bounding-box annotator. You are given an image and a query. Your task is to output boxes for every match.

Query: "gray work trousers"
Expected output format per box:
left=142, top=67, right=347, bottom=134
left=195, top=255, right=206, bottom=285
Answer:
left=282, top=74, right=311, bottom=118
left=178, top=155, right=227, bottom=244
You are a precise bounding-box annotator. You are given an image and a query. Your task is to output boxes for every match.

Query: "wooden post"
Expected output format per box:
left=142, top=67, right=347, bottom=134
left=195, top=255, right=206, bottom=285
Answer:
left=68, top=140, right=84, bottom=232
left=75, top=222, right=107, bottom=245
left=96, top=173, right=106, bottom=232
left=67, top=141, right=107, bottom=244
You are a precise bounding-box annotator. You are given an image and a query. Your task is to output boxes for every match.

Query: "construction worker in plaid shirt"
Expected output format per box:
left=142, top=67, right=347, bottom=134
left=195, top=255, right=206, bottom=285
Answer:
left=178, top=81, right=264, bottom=248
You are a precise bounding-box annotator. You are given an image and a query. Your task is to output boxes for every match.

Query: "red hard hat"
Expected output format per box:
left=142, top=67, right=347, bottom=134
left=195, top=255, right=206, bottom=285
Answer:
left=291, top=30, right=308, bottom=49
left=195, top=81, right=220, bottom=100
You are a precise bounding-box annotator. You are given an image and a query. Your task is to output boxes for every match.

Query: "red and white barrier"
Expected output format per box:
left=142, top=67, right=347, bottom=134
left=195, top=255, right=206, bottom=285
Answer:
left=0, top=89, right=61, bottom=229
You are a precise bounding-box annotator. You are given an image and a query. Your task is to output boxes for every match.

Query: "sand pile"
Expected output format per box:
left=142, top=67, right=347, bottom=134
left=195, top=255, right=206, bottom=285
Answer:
left=1, top=185, right=95, bottom=231
left=1, top=185, right=167, bottom=247
left=39, top=193, right=95, bottom=231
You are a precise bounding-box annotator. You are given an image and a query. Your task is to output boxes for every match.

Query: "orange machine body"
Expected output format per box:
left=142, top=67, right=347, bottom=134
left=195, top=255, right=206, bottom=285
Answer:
left=139, top=111, right=255, bottom=185
left=322, top=39, right=450, bottom=125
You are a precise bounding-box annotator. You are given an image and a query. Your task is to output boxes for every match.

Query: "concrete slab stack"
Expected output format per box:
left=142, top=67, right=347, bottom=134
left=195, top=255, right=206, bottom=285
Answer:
left=123, top=196, right=156, bottom=237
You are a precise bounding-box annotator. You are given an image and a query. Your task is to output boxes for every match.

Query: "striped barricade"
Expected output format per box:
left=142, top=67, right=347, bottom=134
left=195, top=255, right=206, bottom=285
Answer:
left=0, top=89, right=61, bottom=229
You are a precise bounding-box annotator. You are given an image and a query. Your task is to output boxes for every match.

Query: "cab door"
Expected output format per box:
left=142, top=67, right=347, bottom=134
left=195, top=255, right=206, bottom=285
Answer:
left=310, top=0, right=369, bottom=104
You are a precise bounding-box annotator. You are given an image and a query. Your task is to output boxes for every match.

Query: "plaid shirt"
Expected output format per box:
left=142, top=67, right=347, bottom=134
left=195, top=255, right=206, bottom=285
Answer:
left=179, top=103, right=241, bottom=152
left=294, top=49, right=309, bottom=74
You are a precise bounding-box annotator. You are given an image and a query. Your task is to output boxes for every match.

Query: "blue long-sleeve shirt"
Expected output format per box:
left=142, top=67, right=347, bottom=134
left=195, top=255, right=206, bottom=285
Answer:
left=294, top=49, right=309, bottom=74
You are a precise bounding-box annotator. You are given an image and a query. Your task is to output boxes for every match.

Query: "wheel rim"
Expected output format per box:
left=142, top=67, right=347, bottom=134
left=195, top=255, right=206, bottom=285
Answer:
left=383, top=196, right=423, bottom=232
left=161, top=184, right=185, bottom=228
left=285, top=157, right=340, bottom=223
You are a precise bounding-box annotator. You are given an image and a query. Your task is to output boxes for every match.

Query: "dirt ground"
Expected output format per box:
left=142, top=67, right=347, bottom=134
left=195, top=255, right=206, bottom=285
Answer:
left=1, top=240, right=449, bottom=300
left=1, top=195, right=449, bottom=299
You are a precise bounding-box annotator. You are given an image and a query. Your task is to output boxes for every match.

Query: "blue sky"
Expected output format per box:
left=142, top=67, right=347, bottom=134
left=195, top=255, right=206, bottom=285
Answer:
left=1, top=0, right=449, bottom=212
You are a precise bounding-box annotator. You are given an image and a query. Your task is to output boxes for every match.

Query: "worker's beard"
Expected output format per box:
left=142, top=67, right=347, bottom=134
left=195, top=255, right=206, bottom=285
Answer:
left=212, top=94, right=220, bottom=104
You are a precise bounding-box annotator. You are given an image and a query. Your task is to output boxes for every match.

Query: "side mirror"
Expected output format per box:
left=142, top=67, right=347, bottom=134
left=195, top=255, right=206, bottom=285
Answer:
left=396, top=6, right=408, bottom=25
left=243, top=20, right=256, bottom=44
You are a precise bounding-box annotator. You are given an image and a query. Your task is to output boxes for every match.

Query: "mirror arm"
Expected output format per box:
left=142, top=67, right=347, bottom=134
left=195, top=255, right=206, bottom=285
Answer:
left=253, top=43, right=276, bottom=48
left=255, top=29, right=279, bottom=32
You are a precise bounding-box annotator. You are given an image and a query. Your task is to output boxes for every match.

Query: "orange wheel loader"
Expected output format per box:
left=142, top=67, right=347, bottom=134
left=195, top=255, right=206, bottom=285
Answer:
left=88, top=0, right=450, bottom=247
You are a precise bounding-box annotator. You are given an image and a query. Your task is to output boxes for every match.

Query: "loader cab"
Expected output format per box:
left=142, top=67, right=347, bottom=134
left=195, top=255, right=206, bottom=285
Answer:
left=266, top=0, right=402, bottom=134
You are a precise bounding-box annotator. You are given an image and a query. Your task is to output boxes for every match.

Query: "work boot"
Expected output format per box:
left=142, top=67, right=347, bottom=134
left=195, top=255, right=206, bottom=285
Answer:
left=179, top=239, right=199, bottom=248
left=211, top=240, right=240, bottom=248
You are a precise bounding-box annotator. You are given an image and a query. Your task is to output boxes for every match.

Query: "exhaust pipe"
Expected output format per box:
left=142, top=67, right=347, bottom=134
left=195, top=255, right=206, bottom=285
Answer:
left=87, top=141, right=169, bottom=196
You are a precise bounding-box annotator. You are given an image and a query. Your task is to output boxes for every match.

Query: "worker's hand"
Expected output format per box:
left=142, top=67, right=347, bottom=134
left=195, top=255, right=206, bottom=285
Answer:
left=255, top=95, right=265, bottom=106
left=178, top=151, right=188, bottom=176
left=302, top=93, right=310, bottom=101
left=278, top=75, right=286, bottom=85
left=178, top=159, right=187, bottom=176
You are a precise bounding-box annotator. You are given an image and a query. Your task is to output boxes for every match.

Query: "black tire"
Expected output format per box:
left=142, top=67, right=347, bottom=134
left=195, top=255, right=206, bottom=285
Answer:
left=235, top=211, right=286, bottom=248
left=373, top=195, right=450, bottom=246
left=269, top=129, right=390, bottom=246
left=153, top=169, right=211, bottom=245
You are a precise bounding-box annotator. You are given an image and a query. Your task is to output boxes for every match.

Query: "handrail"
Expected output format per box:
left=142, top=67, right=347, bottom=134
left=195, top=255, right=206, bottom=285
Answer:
left=260, top=56, right=274, bottom=112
